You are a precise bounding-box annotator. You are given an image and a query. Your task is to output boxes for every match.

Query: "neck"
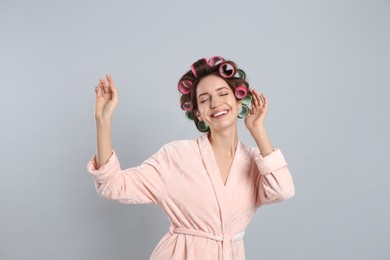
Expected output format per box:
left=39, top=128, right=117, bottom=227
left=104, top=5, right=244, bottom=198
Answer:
left=207, top=127, right=238, bottom=157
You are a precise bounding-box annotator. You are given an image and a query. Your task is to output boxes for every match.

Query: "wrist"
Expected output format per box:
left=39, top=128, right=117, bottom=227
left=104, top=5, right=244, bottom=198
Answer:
left=95, top=117, right=111, bottom=127
left=248, top=125, right=266, bottom=135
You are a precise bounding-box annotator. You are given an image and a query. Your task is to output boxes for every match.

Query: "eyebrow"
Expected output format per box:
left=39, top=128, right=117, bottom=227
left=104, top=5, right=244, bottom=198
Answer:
left=198, top=86, right=230, bottom=98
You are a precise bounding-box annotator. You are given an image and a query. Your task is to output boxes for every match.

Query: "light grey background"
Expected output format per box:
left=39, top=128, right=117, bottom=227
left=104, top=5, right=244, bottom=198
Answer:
left=1, top=0, right=389, bottom=259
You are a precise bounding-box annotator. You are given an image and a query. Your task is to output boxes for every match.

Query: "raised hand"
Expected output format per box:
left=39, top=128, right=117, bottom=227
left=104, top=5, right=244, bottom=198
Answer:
left=244, top=89, right=268, bottom=132
left=94, top=74, right=119, bottom=121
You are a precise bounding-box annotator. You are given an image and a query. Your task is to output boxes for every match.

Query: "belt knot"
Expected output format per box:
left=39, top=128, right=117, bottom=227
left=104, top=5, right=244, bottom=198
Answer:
left=169, top=225, right=245, bottom=259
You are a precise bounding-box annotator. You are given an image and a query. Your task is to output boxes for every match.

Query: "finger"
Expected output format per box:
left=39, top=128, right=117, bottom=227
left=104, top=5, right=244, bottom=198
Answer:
left=249, top=108, right=255, bottom=116
left=98, top=82, right=105, bottom=96
left=251, top=90, right=258, bottom=107
left=106, top=74, right=116, bottom=89
left=95, top=86, right=100, bottom=97
left=252, top=89, right=261, bottom=108
left=261, top=93, right=267, bottom=107
left=257, top=91, right=265, bottom=107
left=98, top=79, right=106, bottom=96
left=259, top=92, right=266, bottom=107
left=106, top=74, right=119, bottom=102
left=259, top=93, right=265, bottom=107
left=99, top=78, right=109, bottom=94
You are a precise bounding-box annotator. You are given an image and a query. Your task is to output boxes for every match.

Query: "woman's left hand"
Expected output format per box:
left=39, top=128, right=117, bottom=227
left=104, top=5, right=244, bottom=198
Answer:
left=244, top=89, right=268, bottom=131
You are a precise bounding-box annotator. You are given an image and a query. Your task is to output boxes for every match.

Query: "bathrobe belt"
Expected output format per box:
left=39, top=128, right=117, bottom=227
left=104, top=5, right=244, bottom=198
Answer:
left=169, top=225, right=245, bottom=259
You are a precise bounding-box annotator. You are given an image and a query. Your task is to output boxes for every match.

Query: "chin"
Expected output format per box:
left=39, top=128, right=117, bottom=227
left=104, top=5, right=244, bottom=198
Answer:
left=210, top=121, right=238, bottom=132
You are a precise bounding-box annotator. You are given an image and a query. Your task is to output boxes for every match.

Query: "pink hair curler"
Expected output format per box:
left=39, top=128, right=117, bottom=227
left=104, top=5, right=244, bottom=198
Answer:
left=208, top=56, right=225, bottom=66
left=190, top=64, right=198, bottom=78
left=219, top=62, right=236, bottom=78
left=178, top=80, right=193, bottom=94
left=235, top=85, right=248, bottom=99
left=181, top=101, right=193, bottom=111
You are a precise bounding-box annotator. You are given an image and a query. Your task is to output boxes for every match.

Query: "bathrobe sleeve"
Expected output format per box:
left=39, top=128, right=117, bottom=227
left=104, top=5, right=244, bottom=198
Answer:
left=86, top=146, right=170, bottom=205
left=253, top=148, right=295, bottom=207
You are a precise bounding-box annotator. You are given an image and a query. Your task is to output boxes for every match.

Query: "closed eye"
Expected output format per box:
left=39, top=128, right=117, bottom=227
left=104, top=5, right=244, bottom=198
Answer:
left=200, top=99, right=209, bottom=103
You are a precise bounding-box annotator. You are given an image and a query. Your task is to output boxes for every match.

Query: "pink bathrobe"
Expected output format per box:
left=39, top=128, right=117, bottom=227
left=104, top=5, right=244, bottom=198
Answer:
left=86, top=134, right=295, bottom=259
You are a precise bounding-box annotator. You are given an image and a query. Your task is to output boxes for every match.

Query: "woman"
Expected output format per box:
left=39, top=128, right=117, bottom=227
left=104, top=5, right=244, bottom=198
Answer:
left=87, top=56, right=295, bottom=259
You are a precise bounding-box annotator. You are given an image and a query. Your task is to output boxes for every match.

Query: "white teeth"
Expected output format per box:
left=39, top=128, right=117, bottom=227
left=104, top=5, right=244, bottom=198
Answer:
left=213, top=111, right=228, bottom=117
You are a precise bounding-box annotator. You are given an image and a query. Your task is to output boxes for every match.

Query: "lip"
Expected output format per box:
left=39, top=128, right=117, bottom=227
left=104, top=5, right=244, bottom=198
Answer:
left=210, top=109, right=230, bottom=118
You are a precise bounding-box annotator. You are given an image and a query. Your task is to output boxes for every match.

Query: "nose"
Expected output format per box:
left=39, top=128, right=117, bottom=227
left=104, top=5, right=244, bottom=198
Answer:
left=210, top=96, right=221, bottom=108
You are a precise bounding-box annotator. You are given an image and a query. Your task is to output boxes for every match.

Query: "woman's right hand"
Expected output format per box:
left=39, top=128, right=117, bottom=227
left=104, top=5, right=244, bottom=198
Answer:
left=94, top=74, right=118, bottom=122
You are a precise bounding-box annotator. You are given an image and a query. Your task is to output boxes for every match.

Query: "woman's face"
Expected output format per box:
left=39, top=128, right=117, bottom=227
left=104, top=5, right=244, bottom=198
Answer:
left=195, top=75, right=241, bottom=132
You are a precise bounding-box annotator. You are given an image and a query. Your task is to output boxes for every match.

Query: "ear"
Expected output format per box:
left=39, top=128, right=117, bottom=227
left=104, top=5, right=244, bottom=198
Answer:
left=194, top=110, right=202, bottom=121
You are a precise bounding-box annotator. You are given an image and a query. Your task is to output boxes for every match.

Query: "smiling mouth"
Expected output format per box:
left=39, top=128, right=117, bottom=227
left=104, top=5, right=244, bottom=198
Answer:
left=211, top=110, right=229, bottom=118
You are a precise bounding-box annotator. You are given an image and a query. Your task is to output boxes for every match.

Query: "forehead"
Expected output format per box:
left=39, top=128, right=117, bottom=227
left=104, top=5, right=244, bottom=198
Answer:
left=197, top=75, right=230, bottom=94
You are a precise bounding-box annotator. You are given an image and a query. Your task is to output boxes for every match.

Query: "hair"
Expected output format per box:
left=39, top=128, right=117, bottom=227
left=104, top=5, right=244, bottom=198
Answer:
left=178, top=57, right=251, bottom=132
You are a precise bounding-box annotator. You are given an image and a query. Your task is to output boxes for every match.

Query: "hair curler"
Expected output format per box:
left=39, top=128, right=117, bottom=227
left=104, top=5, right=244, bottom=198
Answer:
left=190, top=64, right=198, bottom=78
left=181, top=101, right=193, bottom=111
left=178, top=80, right=193, bottom=94
left=219, top=62, right=236, bottom=78
left=242, top=93, right=252, bottom=105
left=237, top=104, right=249, bottom=119
left=208, top=56, right=225, bottom=67
left=235, top=85, right=248, bottom=99
left=197, top=121, right=209, bottom=132
left=185, top=110, right=195, bottom=120
left=235, top=69, right=246, bottom=80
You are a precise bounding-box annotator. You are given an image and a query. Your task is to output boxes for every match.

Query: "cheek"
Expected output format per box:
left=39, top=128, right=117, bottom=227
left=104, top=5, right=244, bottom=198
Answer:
left=197, top=108, right=207, bottom=119
left=233, top=102, right=242, bottom=114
